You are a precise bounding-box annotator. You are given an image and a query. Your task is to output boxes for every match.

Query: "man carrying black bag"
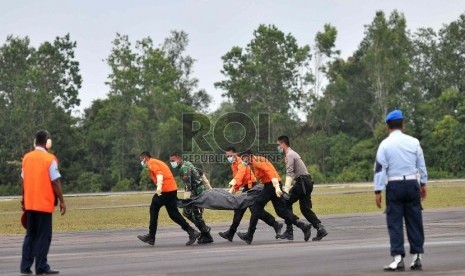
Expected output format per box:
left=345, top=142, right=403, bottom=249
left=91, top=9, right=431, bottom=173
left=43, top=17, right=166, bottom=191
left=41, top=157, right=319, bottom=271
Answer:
left=276, top=135, right=328, bottom=241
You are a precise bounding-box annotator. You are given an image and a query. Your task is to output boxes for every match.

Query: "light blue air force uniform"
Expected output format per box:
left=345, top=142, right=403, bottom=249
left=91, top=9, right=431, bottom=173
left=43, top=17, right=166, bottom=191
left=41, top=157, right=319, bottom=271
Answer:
left=374, top=110, right=427, bottom=257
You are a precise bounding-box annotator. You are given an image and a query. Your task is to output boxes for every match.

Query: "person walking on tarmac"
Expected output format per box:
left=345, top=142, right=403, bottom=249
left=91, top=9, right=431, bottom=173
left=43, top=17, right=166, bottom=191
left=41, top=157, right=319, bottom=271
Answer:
left=137, top=151, right=200, bottom=246
left=276, top=135, right=328, bottom=241
left=169, top=152, right=214, bottom=244
left=20, top=130, right=66, bottom=275
left=237, top=149, right=312, bottom=244
left=218, top=146, right=283, bottom=242
left=374, top=110, right=427, bottom=271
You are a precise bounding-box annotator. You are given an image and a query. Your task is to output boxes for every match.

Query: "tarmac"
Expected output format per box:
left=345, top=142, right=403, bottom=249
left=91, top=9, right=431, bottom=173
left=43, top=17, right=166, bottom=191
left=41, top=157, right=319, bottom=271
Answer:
left=1, top=208, right=465, bottom=276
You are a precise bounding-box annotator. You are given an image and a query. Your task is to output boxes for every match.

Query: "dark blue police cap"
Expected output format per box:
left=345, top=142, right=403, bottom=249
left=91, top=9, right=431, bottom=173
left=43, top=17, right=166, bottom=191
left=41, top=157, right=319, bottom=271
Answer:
left=385, top=110, right=403, bottom=123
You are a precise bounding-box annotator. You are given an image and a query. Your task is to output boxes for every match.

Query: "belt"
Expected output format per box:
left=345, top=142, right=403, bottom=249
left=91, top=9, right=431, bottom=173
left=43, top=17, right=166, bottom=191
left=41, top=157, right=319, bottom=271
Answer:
left=295, top=174, right=310, bottom=180
left=388, top=174, right=417, bottom=181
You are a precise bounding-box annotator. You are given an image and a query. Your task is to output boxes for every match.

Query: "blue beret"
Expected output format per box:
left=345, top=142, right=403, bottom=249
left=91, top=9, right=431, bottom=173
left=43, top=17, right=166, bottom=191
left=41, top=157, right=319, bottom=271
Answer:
left=385, top=110, right=403, bottom=123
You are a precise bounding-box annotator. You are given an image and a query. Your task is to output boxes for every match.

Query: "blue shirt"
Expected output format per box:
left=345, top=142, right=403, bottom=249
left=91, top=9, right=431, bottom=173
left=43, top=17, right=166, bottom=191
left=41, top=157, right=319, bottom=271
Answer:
left=374, top=130, right=427, bottom=191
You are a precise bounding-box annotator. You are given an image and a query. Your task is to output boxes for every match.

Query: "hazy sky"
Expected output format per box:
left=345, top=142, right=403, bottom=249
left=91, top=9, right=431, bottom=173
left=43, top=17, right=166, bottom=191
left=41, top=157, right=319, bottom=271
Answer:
left=2, top=1, right=464, bottom=113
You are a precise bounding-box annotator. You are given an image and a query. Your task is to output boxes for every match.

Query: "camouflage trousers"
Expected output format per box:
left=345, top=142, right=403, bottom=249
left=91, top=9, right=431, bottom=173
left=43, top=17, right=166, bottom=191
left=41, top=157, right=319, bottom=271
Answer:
left=183, top=186, right=210, bottom=233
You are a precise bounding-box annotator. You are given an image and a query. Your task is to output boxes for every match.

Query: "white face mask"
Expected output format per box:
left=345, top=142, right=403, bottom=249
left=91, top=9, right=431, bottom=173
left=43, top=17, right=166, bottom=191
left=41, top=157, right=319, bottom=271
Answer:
left=227, top=156, right=235, bottom=163
left=46, top=139, right=52, bottom=150
left=170, top=161, right=178, bottom=169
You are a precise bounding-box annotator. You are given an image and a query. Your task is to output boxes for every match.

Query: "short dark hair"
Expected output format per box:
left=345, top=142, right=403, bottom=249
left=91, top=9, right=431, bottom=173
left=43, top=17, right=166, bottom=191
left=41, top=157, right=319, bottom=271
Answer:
left=170, top=152, right=182, bottom=158
left=239, top=149, right=253, bottom=157
left=225, top=146, right=236, bottom=153
left=140, top=151, right=152, bottom=158
left=387, top=119, right=404, bottom=130
left=35, top=130, right=50, bottom=146
left=277, top=135, right=290, bottom=147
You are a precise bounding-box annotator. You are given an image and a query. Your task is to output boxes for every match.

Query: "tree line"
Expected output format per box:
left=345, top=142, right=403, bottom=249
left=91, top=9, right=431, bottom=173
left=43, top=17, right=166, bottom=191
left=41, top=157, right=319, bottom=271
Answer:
left=1, top=10, right=464, bottom=195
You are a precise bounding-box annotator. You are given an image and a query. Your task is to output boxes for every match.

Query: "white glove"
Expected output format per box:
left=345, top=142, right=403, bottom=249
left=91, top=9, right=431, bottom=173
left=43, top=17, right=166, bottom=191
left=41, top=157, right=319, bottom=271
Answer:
left=228, top=179, right=236, bottom=187
left=202, top=174, right=212, bottom=191
left=183, top=191, right=192, bottom=199
left=284, top=176, right=294, bottom=194
left=155, top=174, right=163, bottom=196
left=271, top=178, right=282, bottom=198
left=229, top=186, right=236, bottom=194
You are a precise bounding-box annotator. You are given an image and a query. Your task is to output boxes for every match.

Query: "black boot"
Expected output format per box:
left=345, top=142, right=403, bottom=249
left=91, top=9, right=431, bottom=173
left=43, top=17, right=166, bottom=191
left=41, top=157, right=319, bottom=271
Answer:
left=186, top=229, right=201, bottom=246
left=296, top=220, right=312, bottom=242
left=198, top=230, right=214, bottom=244
left=312, top=224, right=328, bottom=241
left=218, top=229, right=235, bottom=242
left=237, top=231, right=253, bottom=245
left=278, top=224, right=294, bottom=240
left=273, top=221, right=284, bottom=239
left=137, top=233, right=155, bottom=246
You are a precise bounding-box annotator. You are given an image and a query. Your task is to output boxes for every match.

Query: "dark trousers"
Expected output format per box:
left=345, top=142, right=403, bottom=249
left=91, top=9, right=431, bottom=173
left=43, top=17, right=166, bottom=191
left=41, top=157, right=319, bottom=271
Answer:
left=248, top=183, right=299, bottom=234
left=149, top=191, right=193, bottom=237
left=20, top=211, right=52, bottom=273
left=386, top=180, right=424, bottom=257
left=229, top=186, right=276, bottom=232
left=286, top=175, right=321, bottom=228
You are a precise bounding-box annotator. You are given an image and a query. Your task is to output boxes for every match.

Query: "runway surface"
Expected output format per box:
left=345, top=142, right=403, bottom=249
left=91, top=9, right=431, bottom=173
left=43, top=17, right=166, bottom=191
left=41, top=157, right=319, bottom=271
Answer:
left=1, top=208, right=465, bottom=276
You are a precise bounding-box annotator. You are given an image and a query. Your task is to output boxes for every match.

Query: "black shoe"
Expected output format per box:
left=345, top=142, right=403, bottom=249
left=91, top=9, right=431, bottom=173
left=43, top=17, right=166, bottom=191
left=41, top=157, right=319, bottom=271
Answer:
left=198, top=232, right=214, bottom=244
left=186, top=230, right=201, bottom=246
left=36, top=269, right=60, bottom=275
left=384, top=255, right=405, bottom=271
left=237, top=232, right=253, bottom=245
left=296, top=221, right=312, bottom=242
left=218, top=230, right=235, bottom=242
left=137, top=233, right=155, bottom=245
left=20, top=269, right=32, bottom=275
left=273, top=222, right=284, bottom=239
left=312, top=224, right=328, bottom=241
left=410, top=254, right=422, bottom=270
left=278, top=227, right=294, bottom=240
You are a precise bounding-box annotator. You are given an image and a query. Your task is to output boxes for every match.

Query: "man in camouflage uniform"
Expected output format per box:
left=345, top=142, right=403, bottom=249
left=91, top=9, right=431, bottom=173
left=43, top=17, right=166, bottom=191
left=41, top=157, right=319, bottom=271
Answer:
left=169, top=152, right=214, bottom=244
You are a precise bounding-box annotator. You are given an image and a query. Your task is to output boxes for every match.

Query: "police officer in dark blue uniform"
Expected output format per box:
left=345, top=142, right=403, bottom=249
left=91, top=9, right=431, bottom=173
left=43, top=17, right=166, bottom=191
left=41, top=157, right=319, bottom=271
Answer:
left=374, top=110, right=428, bottom=271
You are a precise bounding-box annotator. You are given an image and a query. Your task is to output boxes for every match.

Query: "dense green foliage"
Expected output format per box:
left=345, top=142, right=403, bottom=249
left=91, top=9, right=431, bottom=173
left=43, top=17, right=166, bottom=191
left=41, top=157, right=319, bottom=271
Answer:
left=1, top=11, right=464, bottom=195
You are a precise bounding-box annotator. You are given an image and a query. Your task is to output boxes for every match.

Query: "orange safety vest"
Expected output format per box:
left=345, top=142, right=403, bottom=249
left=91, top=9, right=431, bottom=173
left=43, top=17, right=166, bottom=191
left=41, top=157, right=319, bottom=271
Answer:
left=22, top=149, right=58, bottom=213
left=251, top=155, right=281, bottom=184
left=147, top=158, right=178, bottom=192
left=231, top=156, right=257, bottom=192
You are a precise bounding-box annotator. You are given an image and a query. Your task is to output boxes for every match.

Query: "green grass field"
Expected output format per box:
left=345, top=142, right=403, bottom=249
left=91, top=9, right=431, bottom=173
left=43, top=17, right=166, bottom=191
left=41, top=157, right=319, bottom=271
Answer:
left=1, top=181, right=464, bottom=236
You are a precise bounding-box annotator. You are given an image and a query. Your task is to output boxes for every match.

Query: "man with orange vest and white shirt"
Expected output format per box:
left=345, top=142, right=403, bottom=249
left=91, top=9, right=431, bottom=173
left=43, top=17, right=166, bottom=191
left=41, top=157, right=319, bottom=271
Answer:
left=20, top=130, right=66, bottom=275
left=137, top=151, right=200, bottom=246
left=218, top=146, right=283, bottom=241
left=237, top=149, right=312, bottom=244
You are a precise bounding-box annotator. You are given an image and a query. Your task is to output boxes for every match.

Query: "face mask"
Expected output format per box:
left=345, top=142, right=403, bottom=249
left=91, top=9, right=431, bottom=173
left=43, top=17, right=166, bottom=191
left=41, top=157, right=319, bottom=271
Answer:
left=46, top=139, right=52, bottom=150
left=242, top=161, right=248, bottom=167
left=227, top=156, right=235, bottom=163
left=277, top=145, right=284, bottom=153
left=170, top=161, right=178, bottom=169
left=140, top=161, right=147, bottom=168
